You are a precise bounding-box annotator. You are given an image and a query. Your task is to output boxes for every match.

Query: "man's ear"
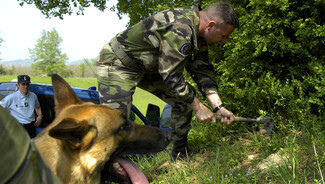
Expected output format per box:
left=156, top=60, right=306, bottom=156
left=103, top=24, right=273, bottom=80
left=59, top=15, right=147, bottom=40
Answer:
left=207, top=20, right=216, bottom=30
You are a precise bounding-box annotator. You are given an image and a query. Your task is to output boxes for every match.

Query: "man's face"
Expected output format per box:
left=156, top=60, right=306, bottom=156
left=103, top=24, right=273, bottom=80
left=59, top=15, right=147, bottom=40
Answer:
left=203, top=23, right=235, bottom=45
left=18, top=83, right=30, bottom=95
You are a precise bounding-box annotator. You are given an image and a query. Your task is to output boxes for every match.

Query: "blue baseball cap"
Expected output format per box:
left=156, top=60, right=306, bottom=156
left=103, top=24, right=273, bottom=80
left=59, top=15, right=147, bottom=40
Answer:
left=17, top=75, right=31, bottom=84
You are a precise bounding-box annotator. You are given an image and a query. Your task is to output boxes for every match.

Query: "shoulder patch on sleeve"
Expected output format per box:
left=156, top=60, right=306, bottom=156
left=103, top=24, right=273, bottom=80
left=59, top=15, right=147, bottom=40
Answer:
left=180, top=43, right=191, bottom=55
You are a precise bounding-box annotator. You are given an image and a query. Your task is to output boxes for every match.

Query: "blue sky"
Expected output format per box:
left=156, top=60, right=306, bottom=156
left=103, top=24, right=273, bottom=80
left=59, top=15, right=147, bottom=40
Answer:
left=0, top=0, right=129, bottom=62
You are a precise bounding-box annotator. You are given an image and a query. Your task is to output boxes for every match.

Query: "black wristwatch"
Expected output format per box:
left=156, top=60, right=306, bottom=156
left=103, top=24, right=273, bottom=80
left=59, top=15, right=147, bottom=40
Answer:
left=213, top=104, right=224, bottom=113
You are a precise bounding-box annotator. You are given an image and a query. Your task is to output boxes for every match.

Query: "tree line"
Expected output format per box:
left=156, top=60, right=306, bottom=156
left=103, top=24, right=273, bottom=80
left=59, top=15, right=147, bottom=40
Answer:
left=0, top=28, right=97, bottom=77
left=110, top=0, right=324, bottom=127
left=3, top=0, right=325, bottom=127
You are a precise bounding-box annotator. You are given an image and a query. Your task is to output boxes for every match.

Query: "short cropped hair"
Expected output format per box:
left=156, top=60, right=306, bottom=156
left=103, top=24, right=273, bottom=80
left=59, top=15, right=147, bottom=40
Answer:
left=203, top=1, right=239, bottom=28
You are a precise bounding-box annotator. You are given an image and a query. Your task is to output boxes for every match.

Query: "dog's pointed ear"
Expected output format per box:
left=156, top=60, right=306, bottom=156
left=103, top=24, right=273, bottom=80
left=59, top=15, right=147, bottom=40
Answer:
left=51, top=73, right=83, bottom=115
left=49, top=118, right=97, bottom=149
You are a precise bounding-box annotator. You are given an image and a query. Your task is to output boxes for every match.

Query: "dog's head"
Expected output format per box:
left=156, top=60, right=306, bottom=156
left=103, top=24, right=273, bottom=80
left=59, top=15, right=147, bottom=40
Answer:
left=45, top=74, right=171, bottom=183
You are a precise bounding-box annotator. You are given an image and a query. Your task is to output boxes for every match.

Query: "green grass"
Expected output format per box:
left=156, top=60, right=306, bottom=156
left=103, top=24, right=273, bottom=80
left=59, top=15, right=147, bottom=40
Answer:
left=0, top=75, right=97, bottom=88
left=134, top=118, right=325, bottom=184
left=2, top=75, right=324, bottom=183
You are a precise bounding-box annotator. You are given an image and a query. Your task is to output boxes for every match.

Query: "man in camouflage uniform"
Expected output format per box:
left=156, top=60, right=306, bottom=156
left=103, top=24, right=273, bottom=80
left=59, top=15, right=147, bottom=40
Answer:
left=96, top=1, right=239, bottom=160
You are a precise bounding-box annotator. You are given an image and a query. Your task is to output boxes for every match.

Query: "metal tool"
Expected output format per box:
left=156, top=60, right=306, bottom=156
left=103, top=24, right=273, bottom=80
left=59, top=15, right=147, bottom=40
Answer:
left=216, top=116, right=274, bottom=134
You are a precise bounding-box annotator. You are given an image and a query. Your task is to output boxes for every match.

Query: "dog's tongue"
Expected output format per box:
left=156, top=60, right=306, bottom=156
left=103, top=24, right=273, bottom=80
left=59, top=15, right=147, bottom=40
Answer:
left=117, top=158, right=149, bottom=184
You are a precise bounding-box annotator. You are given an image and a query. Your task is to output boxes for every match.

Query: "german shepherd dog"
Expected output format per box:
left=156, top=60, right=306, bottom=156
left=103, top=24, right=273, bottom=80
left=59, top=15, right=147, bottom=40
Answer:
left=34, top=74, right=171, bottom=184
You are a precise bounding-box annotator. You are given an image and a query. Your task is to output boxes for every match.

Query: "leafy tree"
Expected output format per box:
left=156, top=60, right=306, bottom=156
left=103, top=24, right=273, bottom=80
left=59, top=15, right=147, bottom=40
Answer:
left=114, top=0, right=325, bottom=123
left=0, top=34, right=5, bottom=74
left=80, top=62, right=86, bottom=77
left=8, top=65, right=16, bottom=75
left=0, top=34, right=3, bottom=61
left=17, top=0, right=108, bottom=19
left=113, top=0, right=178, bottom=26
left=112, top=0, right=205, bottom=26
left=215, top=0, right=325, bottom=120
left=85, top=58, right=97, bottom=77
left=0, top=65, right=6, bottom=75
left=21, top=0, right=325, bottom=124
left=29, top=28, right=70, bottom=77
left=16, top=0, right=198, bottom=24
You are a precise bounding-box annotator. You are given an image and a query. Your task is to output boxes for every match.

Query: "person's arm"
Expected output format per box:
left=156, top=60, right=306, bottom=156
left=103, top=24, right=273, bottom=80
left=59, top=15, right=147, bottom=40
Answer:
left=188, top=96, right=216, bottom=124
left=206, top=93, right=235, bottom=125
left=34, top=107, right=42, bottom=126
left=185, top=37, right=234, bottom=125
left=0, top=94, right=11, bottom=109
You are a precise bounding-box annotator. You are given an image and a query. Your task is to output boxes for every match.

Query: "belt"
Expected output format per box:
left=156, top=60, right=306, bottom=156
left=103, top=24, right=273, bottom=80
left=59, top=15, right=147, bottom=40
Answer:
left=110, top=37, right=133, bottom=66
left=110, top=37, right=144, bottom=71
left=22, top=121, right=35, bottom=127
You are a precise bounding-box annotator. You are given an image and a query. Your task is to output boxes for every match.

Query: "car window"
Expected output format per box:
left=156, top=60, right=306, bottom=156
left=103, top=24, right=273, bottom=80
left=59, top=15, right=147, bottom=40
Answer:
left=0, top=83, right=17, bottom=100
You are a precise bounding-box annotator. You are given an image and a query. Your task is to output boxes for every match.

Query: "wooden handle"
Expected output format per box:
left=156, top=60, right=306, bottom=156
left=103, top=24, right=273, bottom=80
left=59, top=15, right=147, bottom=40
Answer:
left=215, top=116, right=257, bottom=122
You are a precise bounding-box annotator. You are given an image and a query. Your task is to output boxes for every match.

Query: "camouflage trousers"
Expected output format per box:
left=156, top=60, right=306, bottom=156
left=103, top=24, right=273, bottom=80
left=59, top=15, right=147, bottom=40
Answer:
left=97, top=56, right=192, bottom=142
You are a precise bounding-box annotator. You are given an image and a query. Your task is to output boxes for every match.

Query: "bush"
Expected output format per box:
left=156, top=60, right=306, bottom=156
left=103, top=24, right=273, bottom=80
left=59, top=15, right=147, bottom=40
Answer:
left=207, top=0, right=325, bottom=131
left=0, top=64, right=6, bottom=75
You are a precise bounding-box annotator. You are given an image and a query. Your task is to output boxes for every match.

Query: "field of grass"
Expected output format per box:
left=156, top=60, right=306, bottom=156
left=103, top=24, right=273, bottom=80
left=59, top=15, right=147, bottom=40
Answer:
left=134, top=117, right=325, bottom=184
left=2, top=75, right=324, bottom=183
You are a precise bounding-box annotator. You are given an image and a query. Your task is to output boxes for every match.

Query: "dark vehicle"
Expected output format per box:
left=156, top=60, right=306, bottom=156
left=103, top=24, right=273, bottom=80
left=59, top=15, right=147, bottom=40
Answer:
left=0, top=82, right=171, bottom=133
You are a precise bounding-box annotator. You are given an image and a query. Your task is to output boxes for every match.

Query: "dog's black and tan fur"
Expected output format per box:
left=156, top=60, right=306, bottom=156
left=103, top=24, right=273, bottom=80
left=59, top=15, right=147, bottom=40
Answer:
left=34, top=74, right=171, bottom=183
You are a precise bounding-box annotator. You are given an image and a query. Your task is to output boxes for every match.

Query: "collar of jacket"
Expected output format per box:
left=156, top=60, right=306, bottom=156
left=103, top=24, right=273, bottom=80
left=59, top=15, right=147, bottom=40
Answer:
left=191, top=4, right=201, bottom=52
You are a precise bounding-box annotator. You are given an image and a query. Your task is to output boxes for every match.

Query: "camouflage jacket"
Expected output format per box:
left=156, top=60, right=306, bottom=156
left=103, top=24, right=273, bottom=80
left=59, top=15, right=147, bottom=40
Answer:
left=99, top=4, right=219, bottom=104
left=0, top=107, right=61, bottom=184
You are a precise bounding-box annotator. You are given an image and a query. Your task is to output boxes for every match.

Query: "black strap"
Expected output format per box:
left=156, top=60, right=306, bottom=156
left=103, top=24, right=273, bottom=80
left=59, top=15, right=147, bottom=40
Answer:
left=213, top=104, right=224, bottom=113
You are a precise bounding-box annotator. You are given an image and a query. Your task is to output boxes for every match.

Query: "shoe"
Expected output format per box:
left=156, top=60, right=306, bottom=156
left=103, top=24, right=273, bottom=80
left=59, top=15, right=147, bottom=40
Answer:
left=171, top=135, right=199, bottom=161
left=171, top=147, right=199, bottom=162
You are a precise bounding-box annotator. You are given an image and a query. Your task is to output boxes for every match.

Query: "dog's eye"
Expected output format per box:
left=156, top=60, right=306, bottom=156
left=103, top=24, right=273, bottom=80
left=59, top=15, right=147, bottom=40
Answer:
left=118, top=121, right=132, bottom=131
